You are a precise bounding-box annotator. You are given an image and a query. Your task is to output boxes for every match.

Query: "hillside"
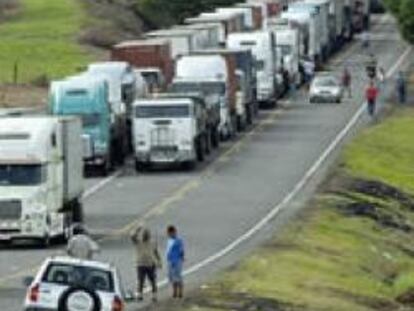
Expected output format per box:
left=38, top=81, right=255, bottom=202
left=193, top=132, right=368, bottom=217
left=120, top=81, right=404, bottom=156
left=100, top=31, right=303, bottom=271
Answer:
left=0, top=0, right=241, bottom=86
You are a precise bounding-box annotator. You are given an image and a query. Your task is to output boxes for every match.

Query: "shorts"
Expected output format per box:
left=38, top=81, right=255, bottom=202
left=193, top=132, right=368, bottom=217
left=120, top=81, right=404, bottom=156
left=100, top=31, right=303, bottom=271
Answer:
left=168, top=262, right=183, bottom=284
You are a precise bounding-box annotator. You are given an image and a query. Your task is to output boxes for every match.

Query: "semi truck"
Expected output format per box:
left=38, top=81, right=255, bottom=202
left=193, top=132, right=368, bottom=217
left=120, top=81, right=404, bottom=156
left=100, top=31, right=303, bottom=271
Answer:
left=49, top=75, right=127, bottom=175
left=174, top=54, right=238, bottom=140
left=175, top=23, right=221, bottom=49
left=227, top=31, right=278, bottom=108
left=132, top=94, right=209, bottom=170
left=111, top=39, right=174, bottom=91
left=0, top=117, right=83, bottom=246
left=193, top=48, right=257, bottom=128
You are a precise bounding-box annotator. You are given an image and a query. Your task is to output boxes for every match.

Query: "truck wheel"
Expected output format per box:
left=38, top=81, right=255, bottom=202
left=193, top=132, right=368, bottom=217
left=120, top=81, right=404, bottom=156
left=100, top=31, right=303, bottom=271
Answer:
left=72, top=200, right=84, bottom=223
left=39, top=234, right=50, bottom=248
left=204, top=133, right=211, bottom=155
left=134, top=160, right=146, bottom=172
left=211, top=128, right=219, bottom=148
left=182, top=161, right=196, bottom=171
left=196, top=139, right=204, bottom=162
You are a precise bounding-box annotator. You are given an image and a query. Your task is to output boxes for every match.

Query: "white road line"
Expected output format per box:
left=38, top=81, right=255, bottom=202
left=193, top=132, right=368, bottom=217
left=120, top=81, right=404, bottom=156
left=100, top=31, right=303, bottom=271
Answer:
left=82, top=170, right=122, bottom=199
left=150, top=46, right=413, bottom=290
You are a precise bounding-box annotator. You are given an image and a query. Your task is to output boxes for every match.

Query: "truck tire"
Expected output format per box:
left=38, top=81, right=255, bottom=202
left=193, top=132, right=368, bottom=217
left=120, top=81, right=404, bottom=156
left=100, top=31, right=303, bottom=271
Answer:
left=211, top=127, right=220, bottom=148
left=196, top=139, right=204, bottom=162
left=72, top=200, right=84, bottom=223
left=134, top=160, right=147, bottom=172
left=39, top=234, right=50, bottom=248
left=58, top=286, right=101, bottom=311
left=204, top=133, right=211, bottom=155
left=182, top=160, right=196, bottom=171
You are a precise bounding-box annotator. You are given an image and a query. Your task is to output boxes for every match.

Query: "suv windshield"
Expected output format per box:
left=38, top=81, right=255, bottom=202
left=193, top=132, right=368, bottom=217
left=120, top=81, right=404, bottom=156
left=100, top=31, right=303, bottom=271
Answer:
left=0, top=165, right=45, bottom=186
left=136, top=105, right=190, bottom=118
left=171, top=82, right=225, bottom=96
left=314, top=77, right=338, bottom=87
left=42, top=263, right=114, bottom=292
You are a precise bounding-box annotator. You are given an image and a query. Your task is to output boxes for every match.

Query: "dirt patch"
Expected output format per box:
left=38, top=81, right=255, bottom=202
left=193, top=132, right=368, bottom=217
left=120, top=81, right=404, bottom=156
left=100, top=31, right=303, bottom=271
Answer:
left=79, top=0, right=152, bottom=49
left=337, top=200, right=413, bottom=232
left=327, top=287, right=399, bottom=311
left=0, top=0, right=19, bottom=21
left=0, top=85, right=47, bottom=108
left=350, top=179, right=414, bottom=210
left=396, top=288, right=414, bottom=306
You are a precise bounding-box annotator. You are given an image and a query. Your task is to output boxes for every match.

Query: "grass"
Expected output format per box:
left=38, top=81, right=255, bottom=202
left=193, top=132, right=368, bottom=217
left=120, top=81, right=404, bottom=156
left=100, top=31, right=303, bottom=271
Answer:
left=170, top=106, right=414, bottom=311
left=0, top=0, right=92, bottom=84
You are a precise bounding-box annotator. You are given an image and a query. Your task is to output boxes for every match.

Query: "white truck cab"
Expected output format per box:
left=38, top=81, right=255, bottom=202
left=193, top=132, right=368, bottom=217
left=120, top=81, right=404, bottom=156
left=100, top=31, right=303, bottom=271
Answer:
left=133, top=96, right=207, bottom=170
left=0, top=117, right=83, bottom=246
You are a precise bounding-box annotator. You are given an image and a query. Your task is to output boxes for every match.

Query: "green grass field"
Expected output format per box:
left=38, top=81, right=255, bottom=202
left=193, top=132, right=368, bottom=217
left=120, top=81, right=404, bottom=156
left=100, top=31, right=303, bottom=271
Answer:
left=172, top=107, right=414, bottom=311
left=0, top=0, right=92, bottom=84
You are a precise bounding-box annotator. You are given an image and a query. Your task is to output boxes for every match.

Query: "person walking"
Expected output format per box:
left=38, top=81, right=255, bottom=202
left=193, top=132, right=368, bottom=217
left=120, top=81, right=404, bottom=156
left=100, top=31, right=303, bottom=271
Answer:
left=396, top=71, right=407, bottom=104
left=342, top=67, right=352, bottom=98
left=166, top=225, right=185, bottom=299
left=130, top=226, right=161, bottom=302
left=67, top=224, right=100, bottom=260
left=365, top=81, right=379, bottom=118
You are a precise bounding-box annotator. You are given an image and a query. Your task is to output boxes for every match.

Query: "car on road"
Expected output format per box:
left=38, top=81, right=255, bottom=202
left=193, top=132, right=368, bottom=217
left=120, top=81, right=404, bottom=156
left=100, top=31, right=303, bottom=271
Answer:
left=24, top=256, right=125, bottom=311
left=309, top=73, right=343, bottom=103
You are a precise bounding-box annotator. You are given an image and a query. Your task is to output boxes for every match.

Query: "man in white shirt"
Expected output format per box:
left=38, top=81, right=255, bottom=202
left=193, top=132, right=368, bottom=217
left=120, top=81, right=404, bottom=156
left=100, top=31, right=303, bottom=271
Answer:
left=67, top=224, right=100, bottom=260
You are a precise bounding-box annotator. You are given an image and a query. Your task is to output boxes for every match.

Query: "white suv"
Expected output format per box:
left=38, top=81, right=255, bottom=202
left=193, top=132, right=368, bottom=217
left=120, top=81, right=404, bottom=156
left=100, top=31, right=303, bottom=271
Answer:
left=23, top=256, right=125, bottom=311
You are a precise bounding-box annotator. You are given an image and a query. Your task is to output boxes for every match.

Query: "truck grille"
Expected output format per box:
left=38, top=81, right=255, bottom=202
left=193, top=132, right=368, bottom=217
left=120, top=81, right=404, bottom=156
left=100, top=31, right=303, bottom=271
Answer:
left=0, top=200, right=22, bottom=220
left=150, top=127, right=176, bottom=147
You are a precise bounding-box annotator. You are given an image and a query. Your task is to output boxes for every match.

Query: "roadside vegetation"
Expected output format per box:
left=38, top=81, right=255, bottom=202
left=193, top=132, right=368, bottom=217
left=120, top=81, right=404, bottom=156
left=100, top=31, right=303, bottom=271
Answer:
left=0, top=0, right=92, bottom=84
left=382, top=0, right=414, bottom=43
left=163, top=91, right=414, bottom=310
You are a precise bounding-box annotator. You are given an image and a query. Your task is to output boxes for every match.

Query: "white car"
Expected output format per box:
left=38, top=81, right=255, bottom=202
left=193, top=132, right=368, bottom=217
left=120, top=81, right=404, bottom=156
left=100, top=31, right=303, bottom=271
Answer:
left=24, top=256, right=125, bottom=311
left=309, top=73, right=343, bottom=103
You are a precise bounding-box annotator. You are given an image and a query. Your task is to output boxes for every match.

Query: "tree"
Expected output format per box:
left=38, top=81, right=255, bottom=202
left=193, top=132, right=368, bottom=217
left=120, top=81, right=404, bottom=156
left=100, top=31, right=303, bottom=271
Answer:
left=398, top=0, right=414, bottom=43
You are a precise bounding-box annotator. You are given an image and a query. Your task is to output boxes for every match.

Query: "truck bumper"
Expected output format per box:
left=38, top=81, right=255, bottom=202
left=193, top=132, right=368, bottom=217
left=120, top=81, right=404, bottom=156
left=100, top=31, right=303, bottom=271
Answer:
left=136, top=150, right=195, bottom=164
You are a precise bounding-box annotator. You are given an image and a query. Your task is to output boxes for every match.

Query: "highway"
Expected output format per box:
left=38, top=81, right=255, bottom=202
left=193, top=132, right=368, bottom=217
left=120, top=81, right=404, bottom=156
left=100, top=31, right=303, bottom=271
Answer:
left=0, top=15, right=412, bottom=310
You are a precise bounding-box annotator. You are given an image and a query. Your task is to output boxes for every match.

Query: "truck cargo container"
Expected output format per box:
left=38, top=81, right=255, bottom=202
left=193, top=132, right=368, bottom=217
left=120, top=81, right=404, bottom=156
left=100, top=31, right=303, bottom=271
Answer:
left=235, top=2, right=264, bottom=30
left=329, top=0, right=346, bottom=49
left=49, top=75, right=127, bottom=174
left=289, top=2, right=328, bottom=60
left=281, top=10, right=321, bottom=65
left=216, top=7, right=252, bottom=31
left=227, top=31, right=278, bottom=107
left=132, top=95, right=209, bottom=170
left=145, top=28, right=203, bottom=59
left=305, top=0, right=332, bottom=55
left=175, top=23, right=221, bottom=48
left=268, top=19, right=301, bottom=86
left=0, top=117, right=83, bottom=246
left=174, top=54, right=238, bottom=139
left=185, top=11, right=242, bottom=45
left=248, top=0, right=283, bottom=19
left=111, top=39, right=174, bottom=88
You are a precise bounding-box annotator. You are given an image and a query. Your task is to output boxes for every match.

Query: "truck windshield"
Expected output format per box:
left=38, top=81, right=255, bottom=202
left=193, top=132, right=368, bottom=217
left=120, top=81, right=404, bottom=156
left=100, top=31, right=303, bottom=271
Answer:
left=81, top=113, right=101, bottom=127
left=0, top=165, right=45, bottom=186
left=136, top=105, right=190, bottom=118
left=171, top=82, right=225, bottom=96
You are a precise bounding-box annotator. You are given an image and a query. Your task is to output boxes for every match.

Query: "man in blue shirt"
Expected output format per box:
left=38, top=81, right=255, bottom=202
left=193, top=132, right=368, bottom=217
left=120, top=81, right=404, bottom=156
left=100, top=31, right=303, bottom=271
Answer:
left=166, top=225, right=185, bottom=298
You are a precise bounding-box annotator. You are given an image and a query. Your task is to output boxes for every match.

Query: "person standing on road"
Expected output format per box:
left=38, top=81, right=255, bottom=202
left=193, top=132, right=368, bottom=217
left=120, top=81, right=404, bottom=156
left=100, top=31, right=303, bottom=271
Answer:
left=166, top=225, right=185, bottom=299
left=131, top=225, right=162, bottom=302
left=67, top=224, right=100, bottom=260
left=365, top=81, right=379, bottom=118
left=396, top=71, right=407, bottom=104
left=342, top=67, right=352, bottom=98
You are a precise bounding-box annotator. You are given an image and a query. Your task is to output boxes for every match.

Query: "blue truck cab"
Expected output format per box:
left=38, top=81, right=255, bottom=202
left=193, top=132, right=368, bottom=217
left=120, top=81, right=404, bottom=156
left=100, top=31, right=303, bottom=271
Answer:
left=49, top=76, right=116, bottom=174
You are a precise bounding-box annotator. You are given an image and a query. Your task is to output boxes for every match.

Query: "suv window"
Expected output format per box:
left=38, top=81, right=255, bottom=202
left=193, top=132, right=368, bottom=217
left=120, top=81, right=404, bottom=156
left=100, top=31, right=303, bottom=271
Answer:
left=42, top=263, right=114, bottom=292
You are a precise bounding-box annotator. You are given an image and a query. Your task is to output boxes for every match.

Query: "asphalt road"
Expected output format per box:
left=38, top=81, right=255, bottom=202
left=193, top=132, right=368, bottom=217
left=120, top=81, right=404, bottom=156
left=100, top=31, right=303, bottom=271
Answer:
left=0, top=14, right=411, bottom=311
